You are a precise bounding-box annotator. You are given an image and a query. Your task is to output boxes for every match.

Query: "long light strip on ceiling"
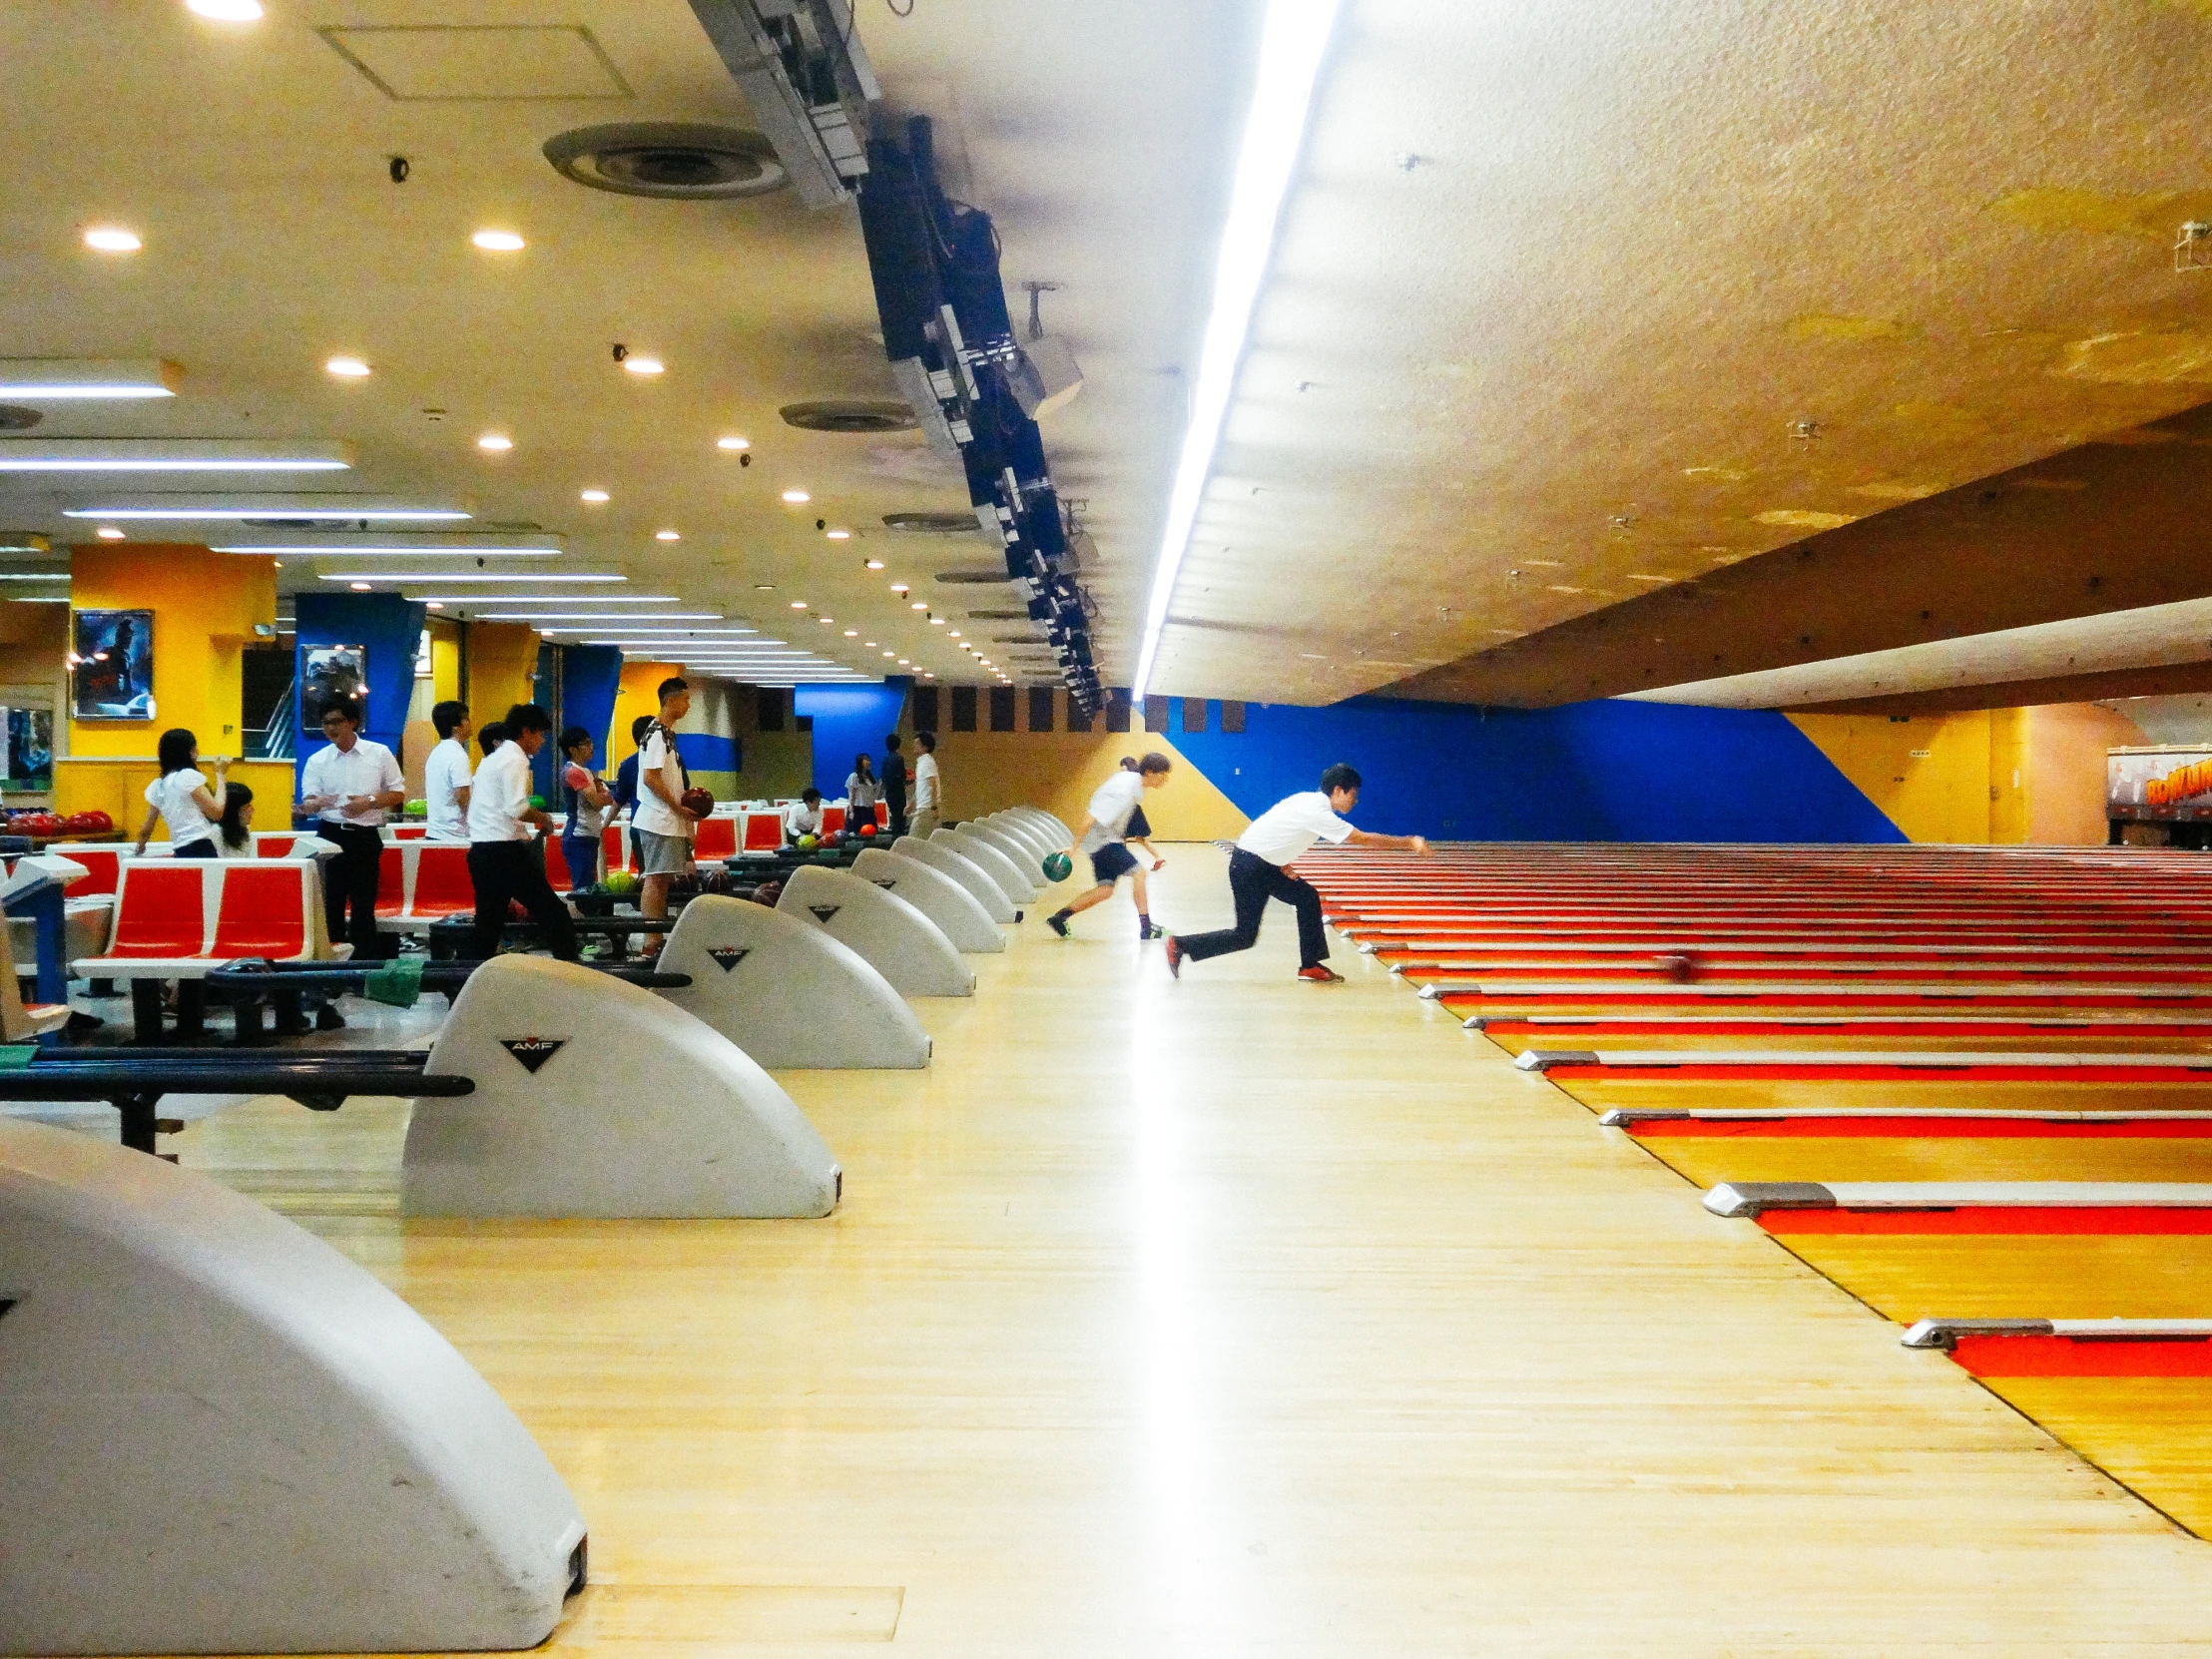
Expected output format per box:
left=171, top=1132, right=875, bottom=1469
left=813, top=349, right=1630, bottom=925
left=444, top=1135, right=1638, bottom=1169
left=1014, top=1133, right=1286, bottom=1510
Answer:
left=476, top=612, right=724, bottom=622
left=0, top=572, right=68, bottom=581
left=328, top=573, right=626, bottom=584
left=1128, top=0, right=1343, bottom=702
left=69, top=505, right=466, bottom=521
left=0, top=359, right=181, bottom=398
left=0, top=439, right=351, bottom=470
left=214, top=545, right=559, bottom=557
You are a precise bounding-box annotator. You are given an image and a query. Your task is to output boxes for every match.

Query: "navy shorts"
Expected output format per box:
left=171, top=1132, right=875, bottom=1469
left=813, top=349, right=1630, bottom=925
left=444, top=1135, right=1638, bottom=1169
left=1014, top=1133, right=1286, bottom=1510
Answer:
left=1089, top=841, right=1139, bottom=885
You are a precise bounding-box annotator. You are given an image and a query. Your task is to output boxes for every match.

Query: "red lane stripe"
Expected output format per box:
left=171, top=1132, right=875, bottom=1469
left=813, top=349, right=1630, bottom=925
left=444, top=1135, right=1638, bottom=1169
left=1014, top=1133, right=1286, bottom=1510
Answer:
left=1437, top=993, right=2212, bottom=1010
left=1482, top=1023, right=2212, bottom=1039
left=1630, top=1117, right=2212, bottom=1139
left=1951, top=1334, right=2212, bottom=1378
left=1549, top=1063, right=2212, bottom=1082
left=1762, top=1207, right=2212, bottom=1235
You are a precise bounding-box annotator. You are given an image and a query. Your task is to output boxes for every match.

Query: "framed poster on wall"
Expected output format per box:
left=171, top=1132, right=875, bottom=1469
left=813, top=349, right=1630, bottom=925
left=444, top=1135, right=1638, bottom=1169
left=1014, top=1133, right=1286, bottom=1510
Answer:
left=0, top=706, right=54, bottom=790
left=70, top=609, right=154, bottom=721
left=299, top=644, right=367, bottom=730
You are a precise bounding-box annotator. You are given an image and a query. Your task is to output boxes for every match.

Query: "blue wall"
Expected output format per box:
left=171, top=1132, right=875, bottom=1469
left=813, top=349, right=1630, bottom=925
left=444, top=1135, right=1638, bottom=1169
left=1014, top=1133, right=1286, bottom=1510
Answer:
left=797, top=681, right=909, bottom=799
left=293, top=592, right=424, bottom=796
left=1168, top=696, right=1905, bottom=843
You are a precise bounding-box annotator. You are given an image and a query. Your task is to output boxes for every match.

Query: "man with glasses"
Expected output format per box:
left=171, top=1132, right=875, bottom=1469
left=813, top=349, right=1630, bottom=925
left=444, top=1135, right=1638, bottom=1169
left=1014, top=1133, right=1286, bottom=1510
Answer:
left=297, top=697, right=405, bottom=967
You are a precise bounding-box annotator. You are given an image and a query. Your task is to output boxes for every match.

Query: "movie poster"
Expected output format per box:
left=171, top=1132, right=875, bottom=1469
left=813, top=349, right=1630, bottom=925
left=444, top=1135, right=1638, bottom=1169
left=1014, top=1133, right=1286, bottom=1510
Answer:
left=70, top=609, right=154, bottom=721
left=299, top=643, right=367, bottom=730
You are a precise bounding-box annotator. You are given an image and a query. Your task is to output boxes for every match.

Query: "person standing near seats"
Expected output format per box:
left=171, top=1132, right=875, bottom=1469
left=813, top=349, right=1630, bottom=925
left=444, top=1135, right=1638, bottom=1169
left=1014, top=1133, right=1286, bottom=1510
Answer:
left=784, top=788, right=825, bottom=843
left=135, top=727, right=227, bottom=858
left=1047, top=752, right=1172, bottom=940
left=297, top=698, right=404, bottom=961
left=845, top=753, right=881, bottom=832
left=881, top=732, right=909, bottom=837
left=632, top=678, right=698, bottom=926
left=1166, top=764, right=1427, bottom=983
left=423, top=700, right=473, bottom=841
left=557, top=726, right=615, bottom=891
left=610, top=713, right=654, bottom=873
left=464, top=703, right=578, bottom=961
left=909, top=730, right=942, bottom=839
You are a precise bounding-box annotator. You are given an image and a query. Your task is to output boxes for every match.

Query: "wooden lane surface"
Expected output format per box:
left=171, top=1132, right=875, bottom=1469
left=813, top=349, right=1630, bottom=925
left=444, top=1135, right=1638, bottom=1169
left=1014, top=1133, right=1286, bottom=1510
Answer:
left=147, top=847, right=2212, bottom=1656
left=1614, top=1124, right=2212, bottom=1189
left=1542, top=1073, right=2212, bottom=1114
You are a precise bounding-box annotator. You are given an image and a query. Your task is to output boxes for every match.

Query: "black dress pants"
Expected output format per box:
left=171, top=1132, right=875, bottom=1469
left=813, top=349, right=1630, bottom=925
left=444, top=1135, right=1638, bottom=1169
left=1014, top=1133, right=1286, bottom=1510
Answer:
left=466, top=839, right=580, bottom=961
left=320, top=822, right=391, bottom=960
left=1177, top=847, right=1329, bottom=969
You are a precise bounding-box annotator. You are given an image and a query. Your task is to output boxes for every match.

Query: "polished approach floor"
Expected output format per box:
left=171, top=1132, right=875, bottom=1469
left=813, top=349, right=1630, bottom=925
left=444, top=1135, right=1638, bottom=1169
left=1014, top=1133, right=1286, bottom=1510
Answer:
left=153, top=848, right=2212, bottom=1655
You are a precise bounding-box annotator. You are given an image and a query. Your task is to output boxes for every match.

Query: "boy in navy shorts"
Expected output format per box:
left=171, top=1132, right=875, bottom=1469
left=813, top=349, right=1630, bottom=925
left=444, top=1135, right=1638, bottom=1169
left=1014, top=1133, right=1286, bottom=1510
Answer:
left=1048, top=753, right=1173, bottom=939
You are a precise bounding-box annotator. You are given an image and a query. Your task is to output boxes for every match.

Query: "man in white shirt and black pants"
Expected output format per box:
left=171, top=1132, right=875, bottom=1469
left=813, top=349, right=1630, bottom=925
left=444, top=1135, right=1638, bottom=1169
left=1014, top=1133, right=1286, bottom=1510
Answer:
left=464, top=702, right=578, bottom=961
left=1166, top=764, right=1427, bottom=983
left=422, top=699, right=473, bottom=840
left=297, top=697, right=406, bottom=961
left=908, top=730, right=942, bottom=839
left=1048, top=752, right=1172, bottom=939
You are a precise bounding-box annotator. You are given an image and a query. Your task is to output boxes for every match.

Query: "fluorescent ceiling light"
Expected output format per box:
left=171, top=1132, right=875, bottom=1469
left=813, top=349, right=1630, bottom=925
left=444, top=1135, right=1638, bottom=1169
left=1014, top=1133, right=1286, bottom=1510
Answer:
left=478, top=612, right=723, bottom=622
left=1129, top=0, right=1342, bottom=701
left=323, top=573, right=626, bottom=584
left=0, top=359, right=180, bottom=399
left=0, top=439, right=352, bottom=471
left=212, top=545, right=558, bottom=557
left=552, top=627, right=765, bottom=637
left=0, top=572, right=67, bottom=581
left=7, top=596, right=69, bottom=603
left=67, top=497, right=462, bottom=520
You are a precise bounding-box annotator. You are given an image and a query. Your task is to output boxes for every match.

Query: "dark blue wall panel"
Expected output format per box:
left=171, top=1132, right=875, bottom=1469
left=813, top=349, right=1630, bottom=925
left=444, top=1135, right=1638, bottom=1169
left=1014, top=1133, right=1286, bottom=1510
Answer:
left=293, top=592, right=424, bottom=796
left=1168, top=696, right=1905, bottom=844
left=797, top=682, right=909, bottom=798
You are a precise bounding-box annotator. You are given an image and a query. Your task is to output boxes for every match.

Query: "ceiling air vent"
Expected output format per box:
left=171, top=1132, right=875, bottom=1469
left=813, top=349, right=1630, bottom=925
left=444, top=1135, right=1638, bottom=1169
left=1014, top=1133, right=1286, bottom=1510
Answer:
left=966, top=608, right=1032, bottom=620
left=780, top=400, right=916, bottom=434
left=933, top=570, right=1009, bottom=585
left=883, top=511, right=979, bottom=534
left=544, top=123, right=786, bottom=199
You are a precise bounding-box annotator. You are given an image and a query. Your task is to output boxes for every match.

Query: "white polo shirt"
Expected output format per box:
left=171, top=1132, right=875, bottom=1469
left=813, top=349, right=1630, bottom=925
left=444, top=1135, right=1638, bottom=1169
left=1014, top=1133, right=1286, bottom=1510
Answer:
left=467, top=742, right=537, bottom=842
left=1237, top=791, right=1356, bottom=866
left=1078, top=771, right=1145, bottom=855
left=300, top=737, right=403, bottom=829
left=423, top=736, right=473, bottom=840
left=912, top=751, right=940, bottom=810
left=631, top=723, right=691, bottom=839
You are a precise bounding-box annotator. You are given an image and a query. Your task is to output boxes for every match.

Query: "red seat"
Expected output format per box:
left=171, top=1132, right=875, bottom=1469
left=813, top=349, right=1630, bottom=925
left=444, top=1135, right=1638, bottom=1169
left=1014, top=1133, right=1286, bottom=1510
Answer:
left=210, top=864, right=307, bottom=958
left=546, top=834, right=572, bottom=891
left=374, top=844, right=406, bottom=915
left=389, top=825, right=429, bottom=839
left=63, top=847, right=121, bottom=896
left=106, top=864, right=207, bottom=958
left=875, top=802, right=889, bottom=828
left=742, top=813, right=783, bottom=853
left=822, top=806, right=846, bottom=835
left=694, top=817, right=737, bottom=860
left=409, top=844, right=476, bottom=916
left=255, top=834, right=297, bottom=858
left=602, top=823, right=627, bottom=874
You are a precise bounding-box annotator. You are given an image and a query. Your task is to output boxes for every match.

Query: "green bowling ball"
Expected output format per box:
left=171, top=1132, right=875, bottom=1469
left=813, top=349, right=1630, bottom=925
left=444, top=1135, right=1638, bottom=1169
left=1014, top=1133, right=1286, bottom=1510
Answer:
left=529, top=794, right=548, bottom=812
left=1042, top=850, right=1073, bottom=882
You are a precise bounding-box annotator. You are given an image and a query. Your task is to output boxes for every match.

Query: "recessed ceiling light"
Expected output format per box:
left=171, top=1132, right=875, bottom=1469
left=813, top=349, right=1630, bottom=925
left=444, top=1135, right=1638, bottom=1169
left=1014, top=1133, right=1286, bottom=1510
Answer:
left=187, top=0, right=263, bottom=18
left=580, top=488, right=610, bottom=503
left=864, top=558, right=885, bottom=570
left=0, top=359, right=179, bottom=399
left=923, top=672, right=934, bottom=679
left=825, top=528, right=850, bottom=540
left=910, top=601, right=927, bottom=610
left=791, top=600, right=808, bottom=609
left=477, top=433, right=512, bottom=452
left=948, top=630, right=961, bottom=638
left=755, top=583, right=775, bottom=591
left=623, top=356, right=665, bottom=376
left=656, top=529, right=680, bottom=542
left=929, top=615, right=945, bottom=625
left=818, top=615, right=833, bottom=624
left=471, top=230, right=526, bottom=252
left=897, top=658, right=910, bottom=665
left=889, top=583, right=909, bottom=594
left=96, top=526, right=125, bottom=540
left=83, top=227, right=142, bottom=254
left=425, top=601, right=443, bottom=610
left=864, top=641, right=876, bottom=647
left=882, top=651, right=894, bottom=658
left=717, top=435, right=750, bottom=451
left=325, top=356, right=371, bottom=378
left=781, top=488, right=810, bottom=504
left=843, top=629, right=858, bottom=636
left=349, top=582, right=370, bottom=591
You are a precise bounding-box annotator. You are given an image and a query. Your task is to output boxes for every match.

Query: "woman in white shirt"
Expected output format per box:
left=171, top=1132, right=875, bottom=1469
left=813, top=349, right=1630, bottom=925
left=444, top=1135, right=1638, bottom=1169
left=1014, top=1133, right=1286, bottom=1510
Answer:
left=844, top=753, right=881, bottom=829
left=134, top=728, right=227, bottom=858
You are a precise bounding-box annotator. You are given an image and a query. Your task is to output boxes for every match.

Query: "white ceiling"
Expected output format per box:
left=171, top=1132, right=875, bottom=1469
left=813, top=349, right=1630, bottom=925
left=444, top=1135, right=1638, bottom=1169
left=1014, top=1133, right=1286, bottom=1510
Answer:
left=0, top=0, right=1258, bottom=685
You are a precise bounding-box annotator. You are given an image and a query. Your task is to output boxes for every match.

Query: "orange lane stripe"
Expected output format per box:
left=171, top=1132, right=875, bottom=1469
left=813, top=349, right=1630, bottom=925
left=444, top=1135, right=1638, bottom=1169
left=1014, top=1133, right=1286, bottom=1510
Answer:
left=1950, top=1335, right=2212, bottom=1377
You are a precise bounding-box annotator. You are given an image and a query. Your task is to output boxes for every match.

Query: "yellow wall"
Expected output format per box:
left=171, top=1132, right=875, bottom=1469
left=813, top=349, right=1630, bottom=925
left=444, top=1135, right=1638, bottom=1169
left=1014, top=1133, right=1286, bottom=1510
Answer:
left=463, top=621, right=541, bottom=743
left=53, top=544, right=278, bottom=821
left=925, top=726, right=1247, bottom=841
left=609, top=661, right=683, bottom=769
left=65, top=758, right=296, bottom=841
left=1791, top=701, right=2142, bottom=845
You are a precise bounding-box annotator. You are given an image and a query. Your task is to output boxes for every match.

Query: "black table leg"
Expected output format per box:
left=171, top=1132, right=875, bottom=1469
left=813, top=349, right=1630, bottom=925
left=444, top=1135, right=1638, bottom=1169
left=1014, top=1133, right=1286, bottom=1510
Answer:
left=232, top=995, right=270, bottom=1047
left=113, top=1091, right=158, bottom=1155
left=176, top=981, right=206, bottom=1041
left=129, top=980, right=165, bottom=1044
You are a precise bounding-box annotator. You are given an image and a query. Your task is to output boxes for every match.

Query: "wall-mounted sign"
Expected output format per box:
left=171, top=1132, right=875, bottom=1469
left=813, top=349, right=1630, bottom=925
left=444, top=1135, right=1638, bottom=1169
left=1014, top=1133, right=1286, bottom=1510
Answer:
left=2109, top=746, right=2212, bottom=822
left=70, top=609, right=154, bottom=721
